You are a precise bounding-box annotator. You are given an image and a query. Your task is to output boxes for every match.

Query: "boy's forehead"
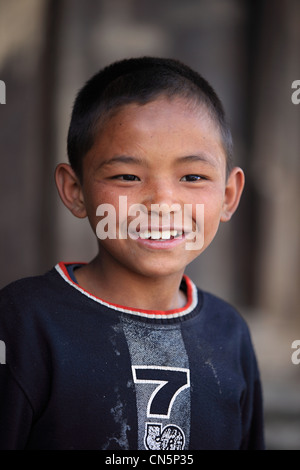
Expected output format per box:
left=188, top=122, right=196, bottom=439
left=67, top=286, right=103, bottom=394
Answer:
left=95, top=96, right=219, bottom=142
left=84, top=96, right=226, bottom=171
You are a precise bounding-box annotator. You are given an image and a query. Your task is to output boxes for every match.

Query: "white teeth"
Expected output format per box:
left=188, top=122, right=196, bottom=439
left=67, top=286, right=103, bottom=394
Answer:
left=161, top=230, right=171, bottom=239
left=139, top=229, right=183, bottom=240
left=150, top=230, right=161, bottom=239
left=139, top=230, right=151, bottom=239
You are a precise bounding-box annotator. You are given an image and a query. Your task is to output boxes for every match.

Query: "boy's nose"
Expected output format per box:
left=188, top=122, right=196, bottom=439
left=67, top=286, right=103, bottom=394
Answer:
left=145, top=179, right=177, bottom=205
left=142, top=179, right=181, bottom=213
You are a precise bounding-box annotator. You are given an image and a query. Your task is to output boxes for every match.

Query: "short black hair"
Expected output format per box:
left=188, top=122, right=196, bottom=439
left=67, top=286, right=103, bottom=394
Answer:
left=67, top=57, right=233, bottom=179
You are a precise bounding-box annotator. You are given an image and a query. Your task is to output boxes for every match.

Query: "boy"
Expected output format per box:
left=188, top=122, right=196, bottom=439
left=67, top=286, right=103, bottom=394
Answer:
left=0, top=57, right=264, bottom=450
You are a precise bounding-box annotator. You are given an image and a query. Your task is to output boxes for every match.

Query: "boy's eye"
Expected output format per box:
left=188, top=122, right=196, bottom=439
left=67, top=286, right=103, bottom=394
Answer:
left=113, top=174, right=140, bottom=181
left=181, top=174, right=204, bottom=182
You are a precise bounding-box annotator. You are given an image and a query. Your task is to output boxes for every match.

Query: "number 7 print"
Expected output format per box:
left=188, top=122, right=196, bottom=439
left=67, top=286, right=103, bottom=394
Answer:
left=132, top=365, right=190, bottom=419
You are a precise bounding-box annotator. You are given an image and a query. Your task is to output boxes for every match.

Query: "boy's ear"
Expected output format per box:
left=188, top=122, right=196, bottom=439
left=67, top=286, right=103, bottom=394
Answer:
left=220, top=167, right=245, bottom=222
left=55, top=163, right=87, bottom=219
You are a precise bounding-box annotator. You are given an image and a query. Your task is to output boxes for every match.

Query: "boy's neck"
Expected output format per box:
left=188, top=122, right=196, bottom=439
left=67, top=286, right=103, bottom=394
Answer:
left=74, top=257, right=187, bottom=312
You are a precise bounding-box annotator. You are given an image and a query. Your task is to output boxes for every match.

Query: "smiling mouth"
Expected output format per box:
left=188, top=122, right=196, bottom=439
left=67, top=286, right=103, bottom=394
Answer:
left=138, top=229, right=184, bottom=240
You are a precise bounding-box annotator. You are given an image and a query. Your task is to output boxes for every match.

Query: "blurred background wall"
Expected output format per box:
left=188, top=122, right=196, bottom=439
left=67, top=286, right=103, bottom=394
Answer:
left=0, top=0, right=299, bottom=449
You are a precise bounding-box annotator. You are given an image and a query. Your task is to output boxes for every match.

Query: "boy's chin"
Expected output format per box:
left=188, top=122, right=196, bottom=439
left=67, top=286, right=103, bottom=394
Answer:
left=97, top=241, right=199, bottom=278
left=127, top=260, right=187, bottom=280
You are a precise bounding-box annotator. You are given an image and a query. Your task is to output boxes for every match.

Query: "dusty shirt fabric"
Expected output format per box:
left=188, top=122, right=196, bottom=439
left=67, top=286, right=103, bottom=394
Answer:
left=0, top=262, right=265, bottom=450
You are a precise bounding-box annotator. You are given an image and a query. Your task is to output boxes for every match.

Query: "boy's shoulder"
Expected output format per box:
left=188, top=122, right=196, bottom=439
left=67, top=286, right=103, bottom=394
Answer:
left=0, top=267, right=68, bottom=321
left=1, top=267, right=58, bottom=299
left=201, top=288, right=244, bottom=321
left=199, top=289, right=253, bottom=343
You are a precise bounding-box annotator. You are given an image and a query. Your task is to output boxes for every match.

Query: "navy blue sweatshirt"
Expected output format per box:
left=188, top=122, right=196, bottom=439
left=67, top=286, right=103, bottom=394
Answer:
left=0, top=262, right=264, bottom=450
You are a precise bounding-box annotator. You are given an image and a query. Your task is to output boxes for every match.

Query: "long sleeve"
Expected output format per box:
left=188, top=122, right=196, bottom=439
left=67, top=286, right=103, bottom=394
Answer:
left=0, top=365, right=33, bottom=449
left=240, top=330, right=265, bottom=450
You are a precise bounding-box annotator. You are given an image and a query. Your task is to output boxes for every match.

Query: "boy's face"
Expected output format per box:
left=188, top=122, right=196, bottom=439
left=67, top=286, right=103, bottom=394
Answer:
left=73, top=96, right=243, bottom=279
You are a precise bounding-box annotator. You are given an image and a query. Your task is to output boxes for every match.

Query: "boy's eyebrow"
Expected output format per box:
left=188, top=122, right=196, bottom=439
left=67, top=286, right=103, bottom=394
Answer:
left=176, top=154, right=218, bottom=167
left=97, top=155, right=146, bottom=169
